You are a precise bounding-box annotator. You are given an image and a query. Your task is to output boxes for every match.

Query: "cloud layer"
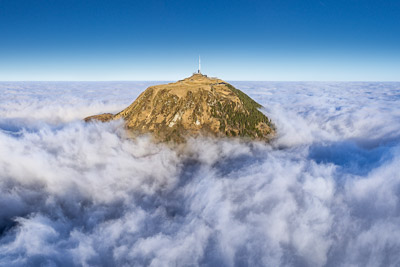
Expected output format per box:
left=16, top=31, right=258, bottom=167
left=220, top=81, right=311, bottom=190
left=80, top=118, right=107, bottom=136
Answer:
left=0, top=81, right=399, bottom=266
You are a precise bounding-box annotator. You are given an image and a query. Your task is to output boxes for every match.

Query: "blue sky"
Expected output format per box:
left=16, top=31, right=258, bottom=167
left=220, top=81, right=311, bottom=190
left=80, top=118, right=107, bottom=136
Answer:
left=0, top=0, right=399, bottom=81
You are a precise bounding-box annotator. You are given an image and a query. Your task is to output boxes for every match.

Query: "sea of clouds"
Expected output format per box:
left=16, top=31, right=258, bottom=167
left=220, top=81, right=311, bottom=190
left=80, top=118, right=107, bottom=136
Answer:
left=0, top=81, right=399, bottom=266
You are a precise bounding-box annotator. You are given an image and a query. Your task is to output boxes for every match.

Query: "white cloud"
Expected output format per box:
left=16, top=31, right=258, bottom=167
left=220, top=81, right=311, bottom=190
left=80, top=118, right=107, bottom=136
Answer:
left=0, top=81, right=399, bottom=266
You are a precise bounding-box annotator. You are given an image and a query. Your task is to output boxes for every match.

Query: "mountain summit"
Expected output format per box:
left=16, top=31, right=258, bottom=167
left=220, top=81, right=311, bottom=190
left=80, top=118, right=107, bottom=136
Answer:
left=85, top=74, right=275, bottom=142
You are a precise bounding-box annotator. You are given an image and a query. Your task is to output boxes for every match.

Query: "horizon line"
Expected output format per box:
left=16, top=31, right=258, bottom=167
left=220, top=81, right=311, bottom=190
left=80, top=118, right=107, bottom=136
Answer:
left=0, top=80, right=399, bottom=83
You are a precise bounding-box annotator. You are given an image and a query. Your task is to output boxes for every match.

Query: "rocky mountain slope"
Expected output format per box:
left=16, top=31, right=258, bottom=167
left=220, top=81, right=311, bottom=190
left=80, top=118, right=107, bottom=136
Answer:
left=85, top=74, right=275, bottom=142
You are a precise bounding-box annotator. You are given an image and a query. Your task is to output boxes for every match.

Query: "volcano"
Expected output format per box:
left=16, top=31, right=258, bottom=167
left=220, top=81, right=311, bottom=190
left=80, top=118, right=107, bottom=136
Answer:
left=85, top=74, right=275, bottom=142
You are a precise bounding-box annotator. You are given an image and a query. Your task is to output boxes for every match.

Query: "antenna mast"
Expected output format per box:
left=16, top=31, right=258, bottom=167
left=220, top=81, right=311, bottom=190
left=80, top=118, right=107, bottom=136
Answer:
left=198, top=55, right=201, bottom=74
